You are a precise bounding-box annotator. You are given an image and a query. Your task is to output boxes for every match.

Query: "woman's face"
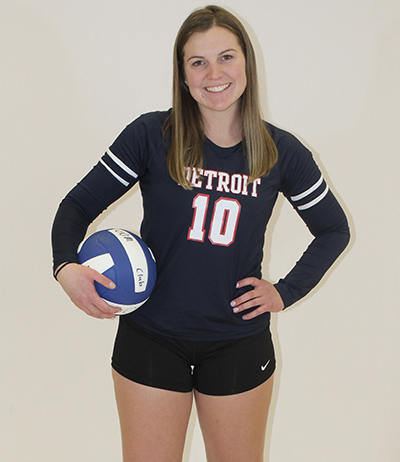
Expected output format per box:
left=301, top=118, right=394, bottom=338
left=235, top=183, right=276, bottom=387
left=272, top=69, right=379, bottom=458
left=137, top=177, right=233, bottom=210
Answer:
left=183, top=26, right=247, bottom=120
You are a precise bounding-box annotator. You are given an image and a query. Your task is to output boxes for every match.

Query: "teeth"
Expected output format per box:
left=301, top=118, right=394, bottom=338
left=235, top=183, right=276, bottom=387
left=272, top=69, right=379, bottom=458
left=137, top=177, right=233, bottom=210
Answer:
left=206, top=84, right=230, bottom=93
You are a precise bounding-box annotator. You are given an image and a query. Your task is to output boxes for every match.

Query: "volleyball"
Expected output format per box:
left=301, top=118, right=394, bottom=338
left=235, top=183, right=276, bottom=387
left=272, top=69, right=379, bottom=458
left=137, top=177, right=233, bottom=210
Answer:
left=78, top=228, right=156, bottom=315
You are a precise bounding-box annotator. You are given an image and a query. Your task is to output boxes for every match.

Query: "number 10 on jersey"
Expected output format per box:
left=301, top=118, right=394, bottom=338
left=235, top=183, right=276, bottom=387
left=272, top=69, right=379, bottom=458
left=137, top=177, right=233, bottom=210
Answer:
left=188, top=194, right=241, bottom=246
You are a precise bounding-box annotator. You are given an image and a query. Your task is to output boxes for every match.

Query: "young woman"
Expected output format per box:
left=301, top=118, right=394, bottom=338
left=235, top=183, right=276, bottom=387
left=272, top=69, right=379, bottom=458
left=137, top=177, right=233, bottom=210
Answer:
left=52, top=5, right=350, bottom=461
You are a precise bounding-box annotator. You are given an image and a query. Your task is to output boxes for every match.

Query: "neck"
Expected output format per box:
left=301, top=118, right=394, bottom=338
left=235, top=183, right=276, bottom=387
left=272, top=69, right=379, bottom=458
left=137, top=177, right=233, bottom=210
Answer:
left=200, top=107, right=242, bottom=148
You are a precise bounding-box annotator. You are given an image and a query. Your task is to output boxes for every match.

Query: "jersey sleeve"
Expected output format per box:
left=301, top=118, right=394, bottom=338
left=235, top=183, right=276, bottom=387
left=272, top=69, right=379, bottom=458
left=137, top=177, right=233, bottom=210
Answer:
left=273, top=132, right=350, bottom=308
left=51, top=114, right=157, bottom=276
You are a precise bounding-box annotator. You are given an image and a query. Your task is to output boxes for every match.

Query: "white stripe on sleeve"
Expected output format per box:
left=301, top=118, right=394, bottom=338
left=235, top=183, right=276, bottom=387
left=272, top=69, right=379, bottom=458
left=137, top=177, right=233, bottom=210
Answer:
left=100, top=159, right=130, bottom=187
left=107, top=149, right=138, bottom=178
left=290, top=175, right=324, bottom=202
left=297, top=185, right=329, bottom=210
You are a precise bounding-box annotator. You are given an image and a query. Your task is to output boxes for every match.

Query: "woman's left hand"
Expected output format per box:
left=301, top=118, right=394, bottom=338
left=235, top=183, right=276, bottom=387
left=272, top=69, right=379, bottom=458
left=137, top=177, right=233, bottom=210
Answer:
left=230, top=277, right=284, bottom=320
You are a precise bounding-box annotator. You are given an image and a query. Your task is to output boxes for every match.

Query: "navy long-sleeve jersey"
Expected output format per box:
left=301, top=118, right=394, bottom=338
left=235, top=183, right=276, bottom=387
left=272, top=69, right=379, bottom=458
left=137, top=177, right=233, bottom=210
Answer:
left=52, top=110, right=349, bottom=340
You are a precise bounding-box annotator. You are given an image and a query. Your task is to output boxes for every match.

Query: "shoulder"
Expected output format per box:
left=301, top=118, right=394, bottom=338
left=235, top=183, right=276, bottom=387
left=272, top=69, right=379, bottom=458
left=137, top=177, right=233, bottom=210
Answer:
left=265, top=121, right=308, bottom=154
left=135, top=108, right=171, bottom=125
left=111, top=109, right=171, bottom=152
left=125, top=109, right=171, bottom=134
left=108, top=109, right=171, bottom=174
left=265, top=121, right=314, bottom=169
left=263, top=121, right=322, bottom=194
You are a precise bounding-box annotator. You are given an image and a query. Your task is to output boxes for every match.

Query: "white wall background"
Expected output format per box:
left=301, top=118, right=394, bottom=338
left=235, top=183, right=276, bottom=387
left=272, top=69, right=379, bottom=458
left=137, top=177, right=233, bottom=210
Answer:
left=1, top=1, right=399, bottom=461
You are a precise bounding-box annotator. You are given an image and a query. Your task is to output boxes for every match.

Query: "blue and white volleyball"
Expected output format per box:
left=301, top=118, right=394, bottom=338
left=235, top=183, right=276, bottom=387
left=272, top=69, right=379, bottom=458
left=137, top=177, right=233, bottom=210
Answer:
left=78, top=229, right=156, bottom=315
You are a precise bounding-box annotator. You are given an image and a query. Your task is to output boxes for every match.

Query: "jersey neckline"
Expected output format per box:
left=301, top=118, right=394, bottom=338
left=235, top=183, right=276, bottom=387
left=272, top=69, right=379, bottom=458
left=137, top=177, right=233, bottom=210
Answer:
left=205, top=137, right=243, bottom=159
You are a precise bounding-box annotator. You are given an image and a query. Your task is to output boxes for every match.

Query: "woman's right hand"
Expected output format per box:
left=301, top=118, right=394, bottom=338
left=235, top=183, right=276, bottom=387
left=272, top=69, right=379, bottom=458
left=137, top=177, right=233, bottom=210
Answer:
left=56, top=263, right=121, bottom=319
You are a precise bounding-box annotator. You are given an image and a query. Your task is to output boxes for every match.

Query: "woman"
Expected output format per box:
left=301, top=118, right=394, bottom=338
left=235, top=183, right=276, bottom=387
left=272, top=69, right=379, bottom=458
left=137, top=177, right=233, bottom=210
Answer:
left=52, top=5, right=350, bottom=461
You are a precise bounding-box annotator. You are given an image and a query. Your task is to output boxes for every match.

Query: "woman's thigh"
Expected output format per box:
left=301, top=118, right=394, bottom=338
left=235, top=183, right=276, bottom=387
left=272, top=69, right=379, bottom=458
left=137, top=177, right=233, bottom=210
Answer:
left=194, top=374, right=274, bottom=462
left=112, top=369, right=193, bottom=462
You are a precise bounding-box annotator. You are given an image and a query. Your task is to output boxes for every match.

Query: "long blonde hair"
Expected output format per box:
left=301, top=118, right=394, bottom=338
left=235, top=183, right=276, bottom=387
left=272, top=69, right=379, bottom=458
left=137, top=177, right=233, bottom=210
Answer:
left=164, top=5, right=278, bottom=189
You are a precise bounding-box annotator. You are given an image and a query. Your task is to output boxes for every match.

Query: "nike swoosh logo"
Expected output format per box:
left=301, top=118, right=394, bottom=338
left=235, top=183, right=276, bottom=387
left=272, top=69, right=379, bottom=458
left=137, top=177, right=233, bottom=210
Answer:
left=261, top=360, right=270, bottom=371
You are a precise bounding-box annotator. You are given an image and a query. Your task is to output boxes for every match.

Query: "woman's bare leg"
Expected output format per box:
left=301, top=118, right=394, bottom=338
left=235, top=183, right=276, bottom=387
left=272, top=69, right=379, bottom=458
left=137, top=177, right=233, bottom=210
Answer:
left=112, top=369, right=193, bottom=462
left=194, top=375, right=274, bottom=462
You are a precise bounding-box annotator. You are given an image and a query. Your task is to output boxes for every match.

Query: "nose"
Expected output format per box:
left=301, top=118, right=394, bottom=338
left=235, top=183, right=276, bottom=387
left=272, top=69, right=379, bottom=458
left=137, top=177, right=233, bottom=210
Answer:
left=207, top=62, right=224, bottom=80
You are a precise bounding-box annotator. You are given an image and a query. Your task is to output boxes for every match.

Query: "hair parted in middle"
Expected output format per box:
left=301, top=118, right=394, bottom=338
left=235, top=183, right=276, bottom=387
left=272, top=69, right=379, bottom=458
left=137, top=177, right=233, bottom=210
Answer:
left=164, top=4, right=278, bottom=189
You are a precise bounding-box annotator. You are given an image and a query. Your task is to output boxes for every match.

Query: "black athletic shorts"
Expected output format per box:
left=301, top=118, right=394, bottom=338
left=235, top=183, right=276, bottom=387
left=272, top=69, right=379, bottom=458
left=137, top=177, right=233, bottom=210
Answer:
left=111, top=317, right=275, bottom=396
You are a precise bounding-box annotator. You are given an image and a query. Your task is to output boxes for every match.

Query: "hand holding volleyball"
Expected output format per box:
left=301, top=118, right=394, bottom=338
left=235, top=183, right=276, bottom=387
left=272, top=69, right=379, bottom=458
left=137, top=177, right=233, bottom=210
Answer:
left=57, top=229, right=156, bottom=319
left=78, top=229, right=157, bottom=315
left=56, top=263, right=120, bottom=319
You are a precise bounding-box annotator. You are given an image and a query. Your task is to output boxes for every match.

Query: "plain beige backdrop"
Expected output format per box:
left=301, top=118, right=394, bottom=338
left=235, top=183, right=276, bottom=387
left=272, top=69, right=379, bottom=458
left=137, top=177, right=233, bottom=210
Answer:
left=1, top=0, right=399, bottom=461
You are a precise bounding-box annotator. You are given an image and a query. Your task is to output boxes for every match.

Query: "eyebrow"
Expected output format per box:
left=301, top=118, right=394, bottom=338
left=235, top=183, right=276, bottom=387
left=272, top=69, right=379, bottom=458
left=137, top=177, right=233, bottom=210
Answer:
left=186, top=48, right=238, bottom=62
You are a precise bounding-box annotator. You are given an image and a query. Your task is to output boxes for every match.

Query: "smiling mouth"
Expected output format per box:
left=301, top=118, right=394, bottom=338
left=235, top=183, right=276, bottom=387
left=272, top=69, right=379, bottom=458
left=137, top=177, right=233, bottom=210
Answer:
left=205, top=83, right=231, bottom=93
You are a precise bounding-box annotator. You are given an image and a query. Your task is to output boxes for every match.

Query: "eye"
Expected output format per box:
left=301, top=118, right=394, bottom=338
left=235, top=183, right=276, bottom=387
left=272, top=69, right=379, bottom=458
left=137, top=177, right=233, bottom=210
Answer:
left=221, top=54, right=233, bottom=61
left=192, top=60, right=205, bottom=67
